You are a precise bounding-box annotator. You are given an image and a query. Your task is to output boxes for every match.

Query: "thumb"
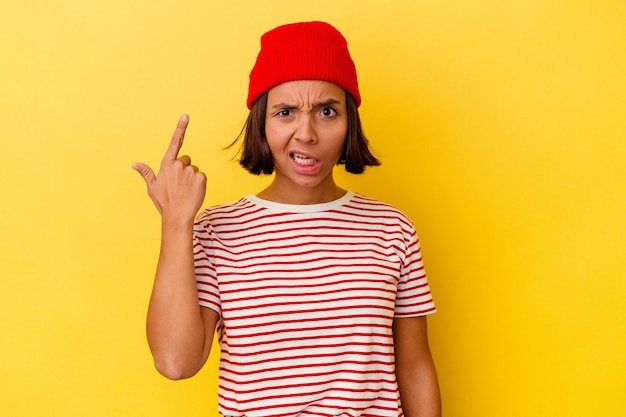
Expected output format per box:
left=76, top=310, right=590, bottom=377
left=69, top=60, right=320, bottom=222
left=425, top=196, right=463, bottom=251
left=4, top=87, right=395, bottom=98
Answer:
left=132, top=162, right=156, bottom=187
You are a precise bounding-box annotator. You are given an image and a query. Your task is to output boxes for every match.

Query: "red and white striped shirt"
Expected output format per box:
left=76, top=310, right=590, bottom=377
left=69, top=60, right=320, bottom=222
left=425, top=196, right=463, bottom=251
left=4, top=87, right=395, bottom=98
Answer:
left=194, top=192, right=436, bottom=417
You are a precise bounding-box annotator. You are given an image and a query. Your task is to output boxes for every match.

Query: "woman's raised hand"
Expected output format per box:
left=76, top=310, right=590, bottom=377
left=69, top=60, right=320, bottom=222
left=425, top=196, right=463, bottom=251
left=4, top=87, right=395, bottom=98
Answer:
left=133, top=115, right=207, bottom=222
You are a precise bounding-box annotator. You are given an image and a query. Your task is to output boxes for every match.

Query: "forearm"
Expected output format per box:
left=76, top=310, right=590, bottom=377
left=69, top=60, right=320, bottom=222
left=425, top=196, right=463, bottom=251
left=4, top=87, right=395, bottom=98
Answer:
left=146, top=217, right=208, bottom=379
left=397, top=358, right=442, bottom=417
left=393, top=316, right=442, bottom=417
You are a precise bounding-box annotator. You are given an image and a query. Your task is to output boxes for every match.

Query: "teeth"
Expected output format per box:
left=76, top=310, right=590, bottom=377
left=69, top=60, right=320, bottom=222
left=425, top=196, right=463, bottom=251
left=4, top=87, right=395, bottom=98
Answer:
left=291, top=153, right=316, bottom=166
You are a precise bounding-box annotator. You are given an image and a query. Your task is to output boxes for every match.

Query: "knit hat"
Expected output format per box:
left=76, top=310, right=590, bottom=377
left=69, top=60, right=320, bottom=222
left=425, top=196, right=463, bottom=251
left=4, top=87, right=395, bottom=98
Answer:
left=247, top=21, right=361, bottom=109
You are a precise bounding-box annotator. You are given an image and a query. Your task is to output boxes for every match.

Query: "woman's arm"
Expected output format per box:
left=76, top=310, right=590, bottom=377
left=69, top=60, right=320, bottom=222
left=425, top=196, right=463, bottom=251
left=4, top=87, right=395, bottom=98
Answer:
left=134, top=115, right=218, bottom=379
left=393, top=316, right=442, bottom=417
left=145, top=217, right=218, bottom=379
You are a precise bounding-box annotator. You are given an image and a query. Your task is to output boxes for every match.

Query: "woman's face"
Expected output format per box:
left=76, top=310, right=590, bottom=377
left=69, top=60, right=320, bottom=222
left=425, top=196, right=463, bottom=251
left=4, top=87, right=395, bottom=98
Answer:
left=264, top=80, right=348, bottom=200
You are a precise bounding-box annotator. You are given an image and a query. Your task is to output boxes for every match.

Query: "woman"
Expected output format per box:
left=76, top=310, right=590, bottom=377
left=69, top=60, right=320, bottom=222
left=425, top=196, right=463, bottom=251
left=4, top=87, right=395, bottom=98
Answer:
left=133, top=21, right=441, bottom=417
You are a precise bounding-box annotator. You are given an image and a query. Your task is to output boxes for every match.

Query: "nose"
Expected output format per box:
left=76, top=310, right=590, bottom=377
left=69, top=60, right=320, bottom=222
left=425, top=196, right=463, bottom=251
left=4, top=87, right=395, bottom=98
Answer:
left=294, top=115, right=317, bottom=144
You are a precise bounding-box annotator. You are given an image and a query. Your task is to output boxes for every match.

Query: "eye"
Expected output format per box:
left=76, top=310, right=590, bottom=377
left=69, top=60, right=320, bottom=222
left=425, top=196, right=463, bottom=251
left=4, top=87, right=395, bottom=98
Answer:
left=320, top=107, right=337, bottom=117
left=276, top=109, right=292, bottom=117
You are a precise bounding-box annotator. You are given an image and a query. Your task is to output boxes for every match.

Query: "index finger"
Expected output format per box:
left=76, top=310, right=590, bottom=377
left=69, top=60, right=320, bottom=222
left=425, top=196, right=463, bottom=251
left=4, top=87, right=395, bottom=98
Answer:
left=162, top=114, right=190, bottom=162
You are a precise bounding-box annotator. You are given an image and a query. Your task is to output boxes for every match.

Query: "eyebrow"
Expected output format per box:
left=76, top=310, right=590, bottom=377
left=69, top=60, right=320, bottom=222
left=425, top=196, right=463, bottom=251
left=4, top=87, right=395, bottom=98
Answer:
left=269, top=98, right=343, bottom=111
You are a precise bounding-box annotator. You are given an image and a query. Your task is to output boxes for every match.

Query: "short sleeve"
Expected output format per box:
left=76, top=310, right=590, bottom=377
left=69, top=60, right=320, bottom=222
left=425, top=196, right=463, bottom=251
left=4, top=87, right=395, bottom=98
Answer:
left=193, top=218, right=221, bottom=316
left=394, top=227, right=436, bottom=317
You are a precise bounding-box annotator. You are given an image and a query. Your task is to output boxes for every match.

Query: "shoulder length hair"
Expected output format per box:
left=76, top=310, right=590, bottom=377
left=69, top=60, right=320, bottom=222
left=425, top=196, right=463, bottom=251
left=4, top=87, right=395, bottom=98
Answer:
left=231, top=92, right=381, bottom=175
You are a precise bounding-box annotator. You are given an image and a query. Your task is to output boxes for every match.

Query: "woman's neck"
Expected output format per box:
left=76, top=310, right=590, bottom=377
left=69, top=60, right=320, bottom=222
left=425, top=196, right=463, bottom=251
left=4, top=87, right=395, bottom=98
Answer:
left=256, top=181, right=347, bottom=205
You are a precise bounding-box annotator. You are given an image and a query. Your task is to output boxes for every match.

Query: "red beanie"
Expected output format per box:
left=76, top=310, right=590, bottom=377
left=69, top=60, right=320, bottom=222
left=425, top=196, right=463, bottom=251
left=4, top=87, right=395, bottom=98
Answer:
left=247, top=21, right=361, bottom=109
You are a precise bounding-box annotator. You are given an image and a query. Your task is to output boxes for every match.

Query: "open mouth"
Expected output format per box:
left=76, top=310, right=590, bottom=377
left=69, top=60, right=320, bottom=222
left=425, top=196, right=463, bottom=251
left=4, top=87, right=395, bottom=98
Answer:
left=290, top=152, right=318, bottom=166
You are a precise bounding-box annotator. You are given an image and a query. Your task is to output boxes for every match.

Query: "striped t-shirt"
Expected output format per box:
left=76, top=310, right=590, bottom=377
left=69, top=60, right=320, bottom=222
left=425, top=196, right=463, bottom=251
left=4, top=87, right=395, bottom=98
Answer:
left=193, top=191, right=436, bottom=417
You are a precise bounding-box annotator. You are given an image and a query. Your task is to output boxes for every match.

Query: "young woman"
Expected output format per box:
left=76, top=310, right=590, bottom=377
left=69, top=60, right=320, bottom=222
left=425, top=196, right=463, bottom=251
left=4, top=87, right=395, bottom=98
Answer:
left=133, top=21, right=441, bottom=417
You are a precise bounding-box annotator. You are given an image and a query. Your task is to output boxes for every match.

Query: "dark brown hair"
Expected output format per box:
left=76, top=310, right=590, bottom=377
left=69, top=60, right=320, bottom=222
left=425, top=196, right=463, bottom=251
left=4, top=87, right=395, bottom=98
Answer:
left=230, top=92, right=380, bottom=175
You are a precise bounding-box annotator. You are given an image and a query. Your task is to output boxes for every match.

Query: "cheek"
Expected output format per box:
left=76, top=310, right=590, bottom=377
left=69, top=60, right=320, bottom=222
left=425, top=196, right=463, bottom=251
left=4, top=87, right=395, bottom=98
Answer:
left=265, top=118, right=292, bottom=138
left=264, top=132, right=293, bottom=164
left=330, top=126, right=348, bottom=154
left=264, top=125, right=284, bottom=150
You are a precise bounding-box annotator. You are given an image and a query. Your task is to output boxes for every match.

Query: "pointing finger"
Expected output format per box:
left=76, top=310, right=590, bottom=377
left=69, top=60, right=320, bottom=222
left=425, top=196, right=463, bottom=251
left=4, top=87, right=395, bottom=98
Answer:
left=132, top=162, right=157, bottom=187
left=162, top=114, right=190, bottom=163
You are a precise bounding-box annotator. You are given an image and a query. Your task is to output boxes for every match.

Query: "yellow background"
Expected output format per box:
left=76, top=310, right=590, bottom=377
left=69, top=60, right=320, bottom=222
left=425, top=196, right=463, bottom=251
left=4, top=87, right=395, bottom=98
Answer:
left=1, top=1, right=624, bottom=416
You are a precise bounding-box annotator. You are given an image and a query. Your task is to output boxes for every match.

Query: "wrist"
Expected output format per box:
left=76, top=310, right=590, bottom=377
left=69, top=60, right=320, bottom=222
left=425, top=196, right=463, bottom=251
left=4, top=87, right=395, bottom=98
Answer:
left=161, top=214, right=195, bottom=231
